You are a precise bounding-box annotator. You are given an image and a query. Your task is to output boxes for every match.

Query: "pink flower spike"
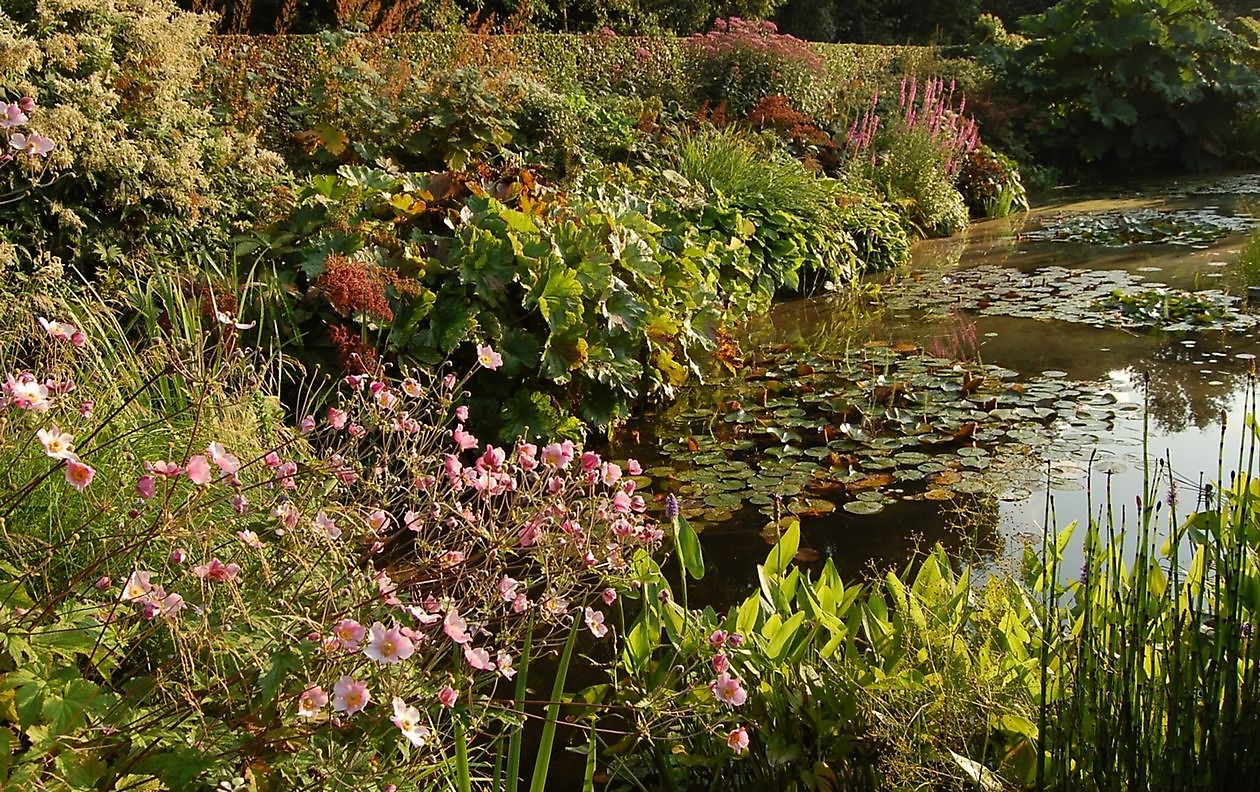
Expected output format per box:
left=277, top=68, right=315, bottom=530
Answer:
left=331, top=676, right=370, bottom=716
left=64, top=457, right=95, bottom=492
left=185, top=455, right=212, bottom=486
left=475, top=343, right=503, bottom=370
left=727, top=727, right=750, bottom=754
left=297, top=685, right=328, bottom=718
left=37, top=425, right=75, bottom=459
left=438, top=685, right=458, bottom=709
left=463, top=644, right=496, bottom=671
left=363, top=621, right=415, bottom=664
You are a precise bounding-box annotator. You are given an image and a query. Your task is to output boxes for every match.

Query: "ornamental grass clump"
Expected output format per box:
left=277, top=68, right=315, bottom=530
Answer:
left=0, top=283, right=660, bottom=789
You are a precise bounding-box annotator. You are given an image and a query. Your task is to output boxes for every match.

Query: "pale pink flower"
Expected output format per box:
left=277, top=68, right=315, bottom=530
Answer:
left=627, top=458, right=642, bottom=475
left=348, top=423, right=366, bottom=438
left=207, top=442, right=240, bottom=475
left=463, top=644, right=496, bottom=671
left=314, top=511, right=340, bottom=540
left=64, top=458, right=95, bottom=491
left=498, top=575, right=521, bottom=602
left=192, top=558, right=240, bottom=583
left=478, top=445, right=505, bottom=471
left=237, top=530, right=263, bottom=549
left=585, top=608, right=608, bottom=638
left=275, top=461, right=298, bottom=489
left=443, top=609, right=471, bottom=644
left=136, top=475, right=156, bottom=500
left=327, top=407, right=348, bottom=430
left=727, top=726, right=750, bottom=754
left=455, top=405, right=469, bottom=421
left=367, top=509, right=391, bottom=533
left=602, top=588, right=618, bottom=605
left=231, top=494, right=250, bottom=515
left=4, top=373, right=49, bottom=411
left=512, top=593, right=529, bottom=613
left=37, top=317, right=74, bottom=341
left=452, top=424, right=478, bottom=451
left=475, top=343, right=503, bottom=370
left=1, top=102, right=27, bottom=128
left=600, top=462, right=623, bottom=487
left=709, top=629, right=728, bottom=648
left=401, top=377, right=422, bottom=398
left=363, top=622, right=415, bottom=664
left=332, top=619, right=366, bottom=650
left=185, top=455, right=212, bottom=485
left=441, top=550, right=466, bottom=567
left=541, top=441, right=574, bottom=469
left=12, top=132, right=53, bottom=157
left=297, top=685, right=328, bottom=718
left=145, top=460, right=183, bottom=478
left=712, top=653, right=730, bottom=674
left=79, top=400, right=94, bottom=417
left=517, top=442, right=538, bottom=470
left=168, top=548, right=186, bottom=565
left=120, top=570, right=152, bottom=602
left=157, top=591, right=184, bottom=617
left=37, top=425, right=75, bottom=459
left=438, top=685, right=458, bottom=709
left=710, top=673, right=747, bottom=707
left=403, top=509, right=422, bottom=532
left=581, top=451, right=601, bottom=472
left=497, top=650, right=516, bottom=679
left=69, top=330, right=86, bottom=348
left=263, top=451, right=282, bottom=468
left=331, top=676, right=370, bottom=716
left=391, top=697, right=431, bottom=746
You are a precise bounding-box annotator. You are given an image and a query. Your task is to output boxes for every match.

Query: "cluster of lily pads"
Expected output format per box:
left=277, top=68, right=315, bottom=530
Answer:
left=1019, top=207, right=1254, bottom=247
left=638, top=342, right=1131, bottom=525
left=883, top=264, right=1257, bottom=333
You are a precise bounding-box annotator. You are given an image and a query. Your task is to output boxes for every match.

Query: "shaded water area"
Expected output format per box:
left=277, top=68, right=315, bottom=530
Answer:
left=615, top=173, right=1260, bottom=610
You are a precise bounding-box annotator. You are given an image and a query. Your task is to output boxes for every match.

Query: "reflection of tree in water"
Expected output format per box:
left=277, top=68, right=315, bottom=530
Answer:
left=1130, top=341, right=1250, bottom=433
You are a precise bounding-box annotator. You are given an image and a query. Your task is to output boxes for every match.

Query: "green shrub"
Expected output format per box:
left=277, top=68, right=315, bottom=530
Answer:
left=0, top=0, right=284, bottom=282
left=956, top=143, right=1029, bottom=218
left=982, top=0, right=1260, bottom=172
left=869, top=121, right=970, bottom=236
left=600, top=518, right=1042, bottom=789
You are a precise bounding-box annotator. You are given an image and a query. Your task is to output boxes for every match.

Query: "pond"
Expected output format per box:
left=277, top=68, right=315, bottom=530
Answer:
left=612, top=173, right=1260, bottom=610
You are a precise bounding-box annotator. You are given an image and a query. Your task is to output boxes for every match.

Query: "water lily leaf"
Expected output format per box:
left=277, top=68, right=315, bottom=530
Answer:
left=842, top=500, right=885, bottom=515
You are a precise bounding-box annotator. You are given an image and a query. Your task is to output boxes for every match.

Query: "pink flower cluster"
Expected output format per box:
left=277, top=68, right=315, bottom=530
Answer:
left=897, top=75, right=980, bottom=175
left=1, top=98, right=54, bottom=161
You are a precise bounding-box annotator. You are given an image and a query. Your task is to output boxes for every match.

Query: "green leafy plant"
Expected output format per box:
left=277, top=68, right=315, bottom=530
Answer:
left=983, top=0, right=1260, bottom=172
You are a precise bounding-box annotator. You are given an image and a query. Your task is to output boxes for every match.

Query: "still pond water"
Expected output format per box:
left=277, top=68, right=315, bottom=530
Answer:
left=615, top=174, right=1260, bottom=610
